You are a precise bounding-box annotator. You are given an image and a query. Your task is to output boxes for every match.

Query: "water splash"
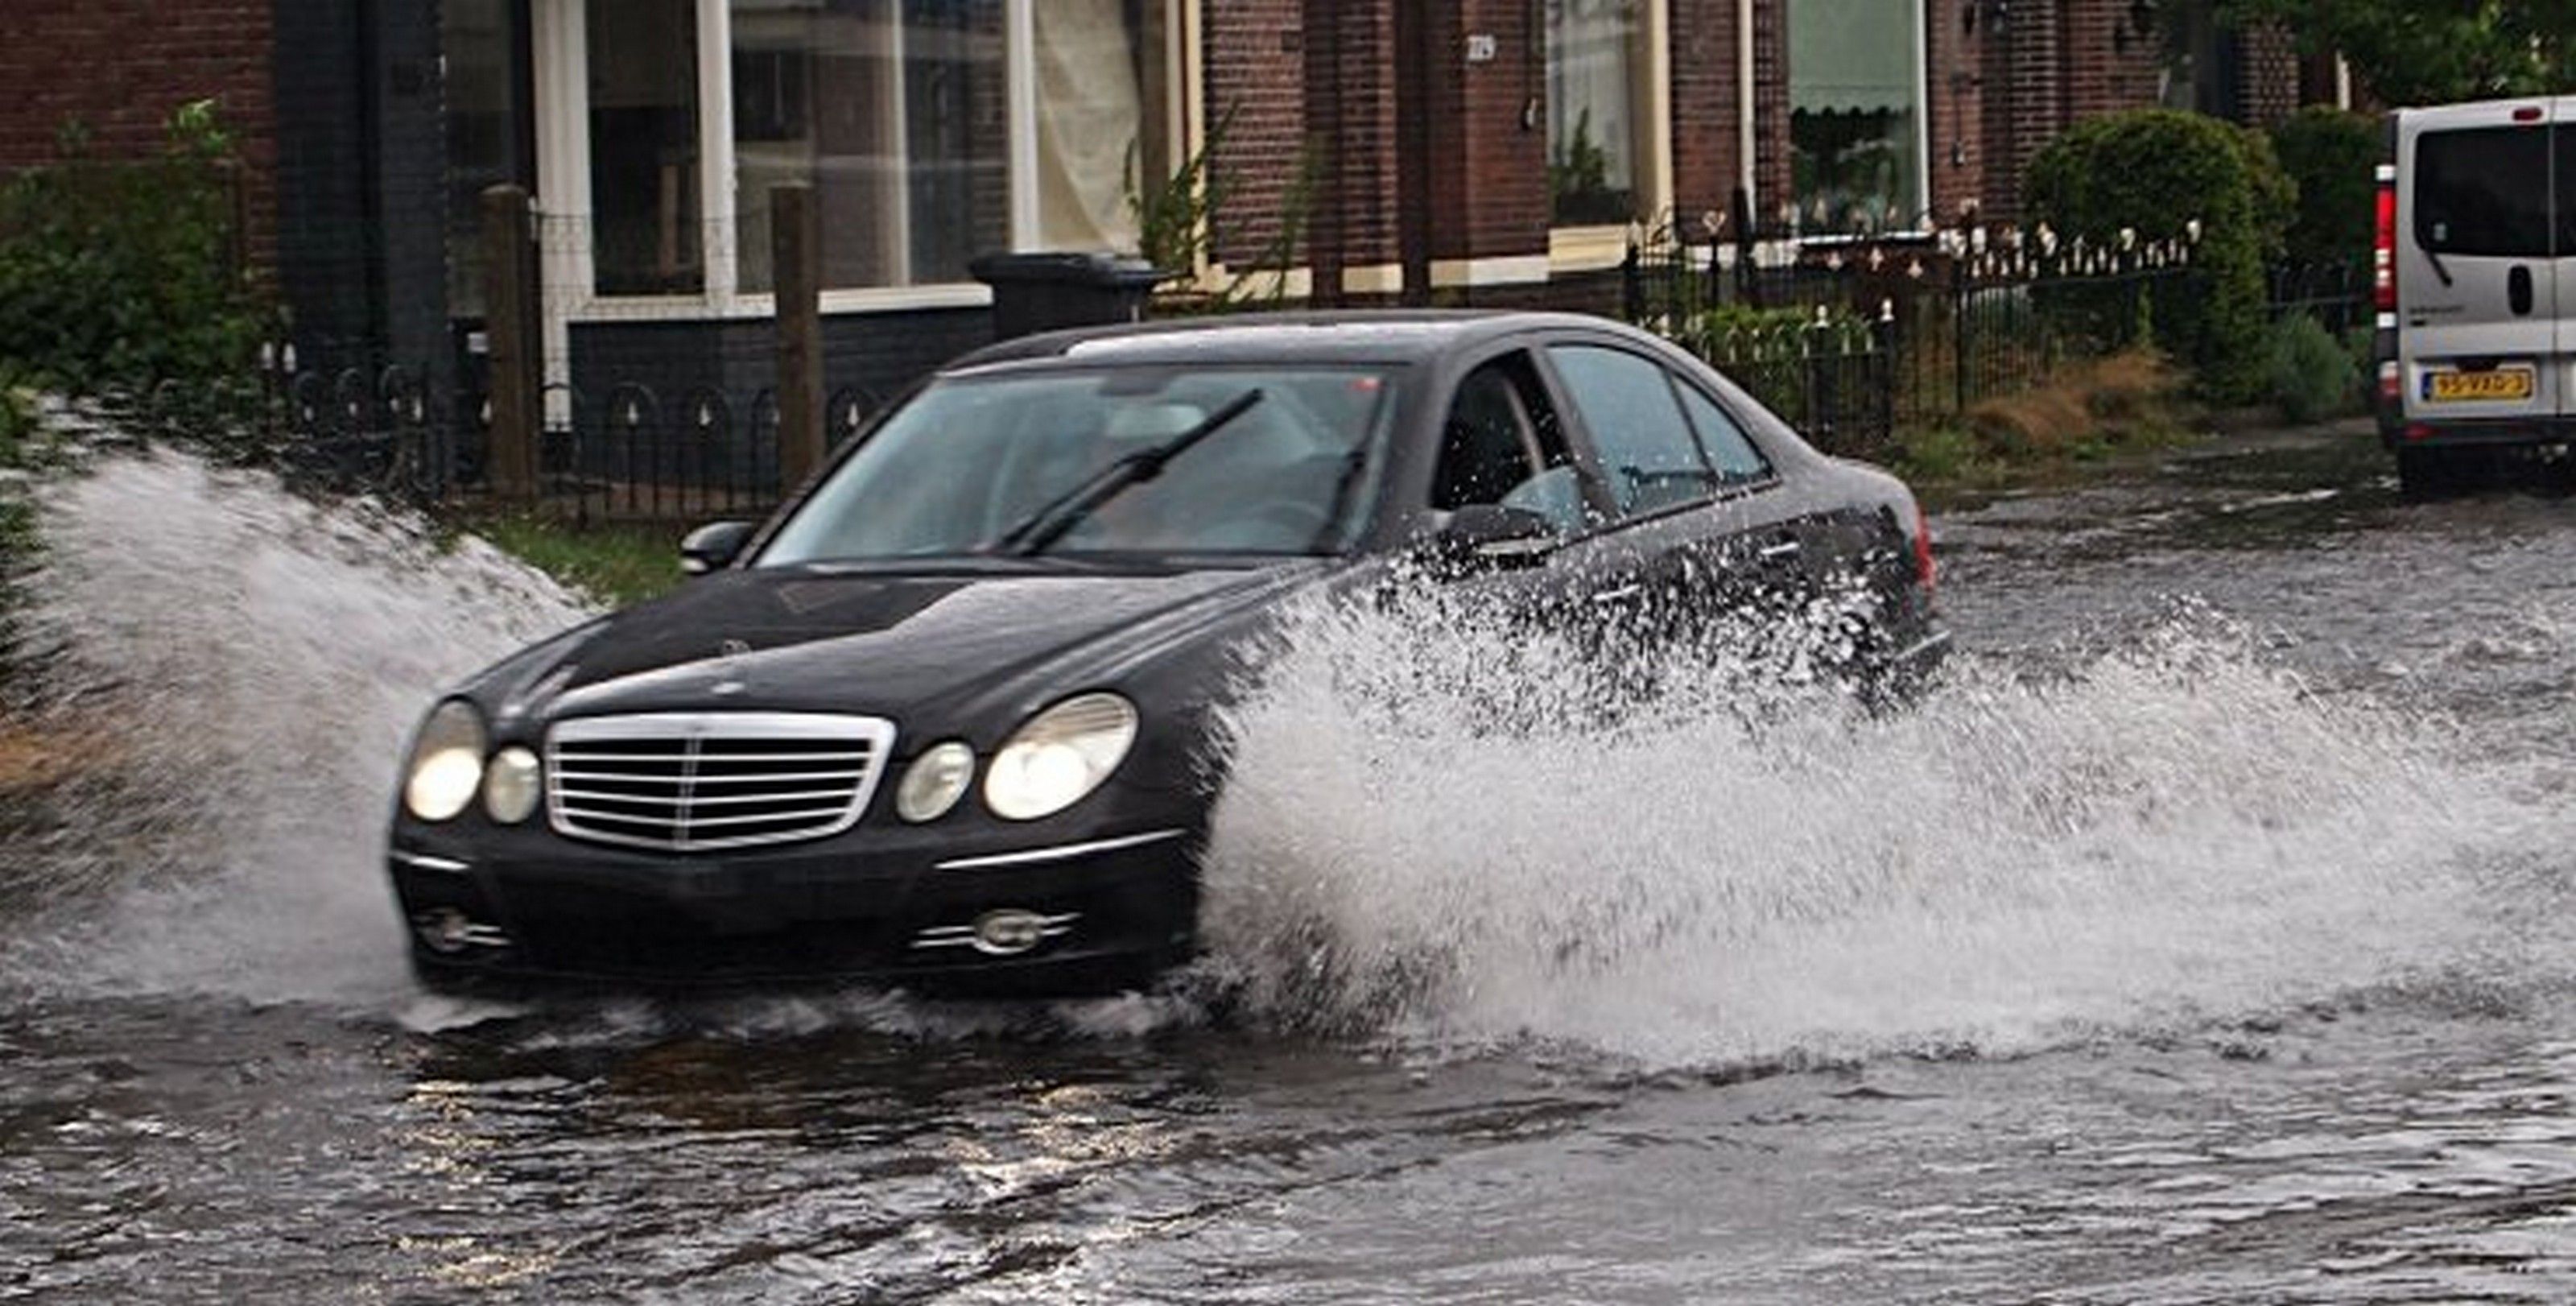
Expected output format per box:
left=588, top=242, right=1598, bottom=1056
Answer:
left=2, top=448, right=594, bottom=1005
left=5, top=444, right=2563, bottom=1071
left=1197, top=589, right=2566, bottom=1068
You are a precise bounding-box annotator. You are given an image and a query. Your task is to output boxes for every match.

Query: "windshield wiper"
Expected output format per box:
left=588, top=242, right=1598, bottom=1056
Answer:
left=1307, top=447, right=1370, bottom=552
left=990, top=388, right=1266, bottom=556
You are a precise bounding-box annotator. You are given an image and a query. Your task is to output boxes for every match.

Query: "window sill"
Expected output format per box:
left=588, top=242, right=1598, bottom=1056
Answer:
left=1548, top=225, right=1635, bottom=274
left=564, top=283, right=997, bottom=324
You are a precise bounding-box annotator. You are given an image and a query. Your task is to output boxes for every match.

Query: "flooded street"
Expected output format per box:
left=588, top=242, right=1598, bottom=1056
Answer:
left=5, top=425, right=2574, bottom=1302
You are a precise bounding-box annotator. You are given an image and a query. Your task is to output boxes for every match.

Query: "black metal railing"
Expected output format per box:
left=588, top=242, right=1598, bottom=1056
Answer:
left=2267, top=260, right=2370, bottom=338
left=111, top=339, right=897, bottom=523
left=1624, top=227, right=2198, bottom=453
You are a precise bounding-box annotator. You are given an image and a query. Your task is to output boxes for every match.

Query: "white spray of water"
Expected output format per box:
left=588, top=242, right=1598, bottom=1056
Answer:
left=5, top=448, right=595, bottom=1006
left=1197, top=589, right=2566, bottom=1068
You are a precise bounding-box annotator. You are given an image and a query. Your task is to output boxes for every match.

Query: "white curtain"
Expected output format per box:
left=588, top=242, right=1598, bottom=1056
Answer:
left=1547, top=0, right=1638, bottom=193
left=1787, top=0, right=1918, bottom=114
left=1034, top=0, right=1144, bottom=251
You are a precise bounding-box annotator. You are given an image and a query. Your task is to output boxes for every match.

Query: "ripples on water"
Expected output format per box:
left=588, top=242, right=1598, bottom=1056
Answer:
left=6, top=445, right=2566, bottom=1078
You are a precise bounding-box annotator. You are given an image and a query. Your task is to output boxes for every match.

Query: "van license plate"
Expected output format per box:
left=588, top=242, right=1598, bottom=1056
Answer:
left=2425, top=367, right=2536, bottom=402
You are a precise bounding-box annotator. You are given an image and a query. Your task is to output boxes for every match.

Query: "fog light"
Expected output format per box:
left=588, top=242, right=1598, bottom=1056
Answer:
left=974, top=908, right=1065, bottom=956
left=411, top=907, right=510, bottom=955
left=482, top=746, right=542, bottom=824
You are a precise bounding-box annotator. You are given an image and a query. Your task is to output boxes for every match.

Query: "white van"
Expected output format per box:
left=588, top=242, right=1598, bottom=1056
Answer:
left=2375, top=98, right=2574, bottom=493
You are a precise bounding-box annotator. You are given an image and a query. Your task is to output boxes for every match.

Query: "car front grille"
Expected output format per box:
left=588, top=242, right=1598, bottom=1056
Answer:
left=546, top=712, right=898, bottom=852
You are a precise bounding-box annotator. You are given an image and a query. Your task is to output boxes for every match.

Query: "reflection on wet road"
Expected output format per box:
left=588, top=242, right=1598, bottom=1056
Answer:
left=4, top=426, right=2574, bottom=1302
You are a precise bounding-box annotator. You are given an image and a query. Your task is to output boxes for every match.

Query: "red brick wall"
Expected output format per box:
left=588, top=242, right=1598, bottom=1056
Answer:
left=1669, top=0, right=1743, bottom=239
left=1442, top=0, right=1548, bottom=261
left=0, top=0, right=278, bottom=273
left=1926, top=0, right=1985, bottom=229
left=1203, top=0, right=1311, bottom=270
left=1305, top=0, right=1402, bottom=279
left=2240, top=23, right=2301, bottom=126
left=1752, top=0, right=1793, bottom=231
left=2058, top=0, right=2166, bottom=125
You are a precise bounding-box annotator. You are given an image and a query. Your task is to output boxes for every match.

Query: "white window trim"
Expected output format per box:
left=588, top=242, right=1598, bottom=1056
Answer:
left=535, top=0, right=1185, bottom=328
left=1545, top=0, right=1674, bottom=242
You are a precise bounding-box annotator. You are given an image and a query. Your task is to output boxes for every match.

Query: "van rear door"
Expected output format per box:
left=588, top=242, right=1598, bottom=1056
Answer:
left=2398, top=102, right=2557, bottom=427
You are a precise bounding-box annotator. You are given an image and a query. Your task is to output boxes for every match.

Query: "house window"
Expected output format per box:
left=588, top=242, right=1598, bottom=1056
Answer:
left=1546, top=0, right=1645, bottom=226
left=587, top=0, right=703, bottom=294
left=543, top=0, right=1170, bottom=307
left=730, top=0, right=1010, bottom=294
left=1787, top=0, right=1926, bottom=235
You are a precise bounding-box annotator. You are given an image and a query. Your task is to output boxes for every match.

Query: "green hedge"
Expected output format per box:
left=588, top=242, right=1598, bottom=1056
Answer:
left=0, top=102, right=270, bottom=391
left=2267, top=105, right=2380, bottom=273
left=2024, top=109, right=2292, bottom=405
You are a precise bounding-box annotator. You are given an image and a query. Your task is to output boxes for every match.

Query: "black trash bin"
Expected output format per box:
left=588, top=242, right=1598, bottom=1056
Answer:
left=969, top=252, right=1169, bottom=341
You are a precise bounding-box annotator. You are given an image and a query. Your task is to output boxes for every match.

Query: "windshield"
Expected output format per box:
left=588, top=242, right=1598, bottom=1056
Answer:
left=758, top=366, right=1397, bottom=564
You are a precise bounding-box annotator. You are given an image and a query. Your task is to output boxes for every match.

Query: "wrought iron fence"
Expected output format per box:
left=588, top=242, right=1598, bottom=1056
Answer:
left=1623, top=227, right=2198, bottom=453
left=110, top=337, right=898, bottom=524
left=2267, top=260, right=2370, bottom=338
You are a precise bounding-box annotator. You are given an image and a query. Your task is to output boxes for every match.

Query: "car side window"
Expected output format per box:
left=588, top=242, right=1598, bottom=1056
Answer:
left=1434, top=355, right=1587, bottom=534
left=1676, top=383, right=1772, bottom=485
left=1546, top=344, right=1716, bottom=519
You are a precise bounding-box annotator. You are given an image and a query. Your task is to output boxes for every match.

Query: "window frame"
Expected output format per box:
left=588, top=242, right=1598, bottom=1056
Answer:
left=1536, top=338, right=1744, bottom=525
left=1426, top=348, right=1607, bottom=534
left=1542, top=0, right=1673, bottom=272
left=531, top=0, right=1186, bottom=324
left=1670, top=370, right=1777, bottom=489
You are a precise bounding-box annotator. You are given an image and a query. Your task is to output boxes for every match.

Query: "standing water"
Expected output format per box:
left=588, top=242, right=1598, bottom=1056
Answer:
left=2, top=434, right=2572, bottom=1302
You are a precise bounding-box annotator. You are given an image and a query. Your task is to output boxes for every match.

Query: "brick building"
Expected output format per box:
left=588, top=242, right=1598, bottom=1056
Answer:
left=2, top=1, right=2341, bottom=404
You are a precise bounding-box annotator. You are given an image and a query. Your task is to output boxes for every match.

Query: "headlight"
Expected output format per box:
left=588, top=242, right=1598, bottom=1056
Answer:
left=402, top=700, right=487, bottom=822
left=894, top=740, right=976, bottom=823
left=482, top=746, right=543, bottom=824
left=983, top=692, right=1137, bottom=820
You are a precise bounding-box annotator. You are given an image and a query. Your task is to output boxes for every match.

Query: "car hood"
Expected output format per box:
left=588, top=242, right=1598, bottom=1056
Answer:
left=473, top=561, right=1327, bottom=738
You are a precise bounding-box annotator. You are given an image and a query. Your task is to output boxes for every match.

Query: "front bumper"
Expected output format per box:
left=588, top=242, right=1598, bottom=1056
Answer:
left=387, top=816, right=1204, bottom=992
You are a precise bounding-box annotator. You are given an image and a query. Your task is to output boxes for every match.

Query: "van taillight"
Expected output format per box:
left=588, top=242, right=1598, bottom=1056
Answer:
left=2373, top=179, right=2396, bottom=312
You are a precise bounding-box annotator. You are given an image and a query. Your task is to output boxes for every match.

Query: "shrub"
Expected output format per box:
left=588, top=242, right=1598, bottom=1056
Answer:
left=2265, top=313, right=2358, bottom=424
left=2024, top=110, right=2292, bottom=406
left=0, top=102, right=271, bottom=391
left=2266, top=106, right=2380, bottom=273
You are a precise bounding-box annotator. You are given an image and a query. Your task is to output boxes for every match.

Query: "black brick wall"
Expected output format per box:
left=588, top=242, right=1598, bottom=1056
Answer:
left=270, top=0, right=447, bottom=382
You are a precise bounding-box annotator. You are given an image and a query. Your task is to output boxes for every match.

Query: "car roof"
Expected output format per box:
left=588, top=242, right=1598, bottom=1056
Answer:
left=940, top=309, right=1634, bottom=377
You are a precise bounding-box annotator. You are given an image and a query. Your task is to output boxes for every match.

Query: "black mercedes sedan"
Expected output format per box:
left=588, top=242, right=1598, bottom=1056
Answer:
left=386, top=311, right=1944, bottom=993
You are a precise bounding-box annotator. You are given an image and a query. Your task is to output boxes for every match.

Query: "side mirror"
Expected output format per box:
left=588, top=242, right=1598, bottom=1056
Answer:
left=679, top=520, right=758, bottom=575
left=1426, top=503, right=1558, bottom=571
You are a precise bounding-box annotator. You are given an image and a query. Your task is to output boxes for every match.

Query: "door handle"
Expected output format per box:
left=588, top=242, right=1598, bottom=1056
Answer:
left=2510, top=265, right=2535, bottom=316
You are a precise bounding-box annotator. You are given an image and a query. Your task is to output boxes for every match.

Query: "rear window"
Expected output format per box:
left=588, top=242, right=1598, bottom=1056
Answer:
left=2413, top=126, right=2552, bottom=258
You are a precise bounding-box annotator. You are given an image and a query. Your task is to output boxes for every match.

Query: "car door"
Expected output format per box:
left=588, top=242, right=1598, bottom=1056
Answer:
left=2398, top=102, right=2559, bottom=426
left=1535, top=337, right=1814, bottom=647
